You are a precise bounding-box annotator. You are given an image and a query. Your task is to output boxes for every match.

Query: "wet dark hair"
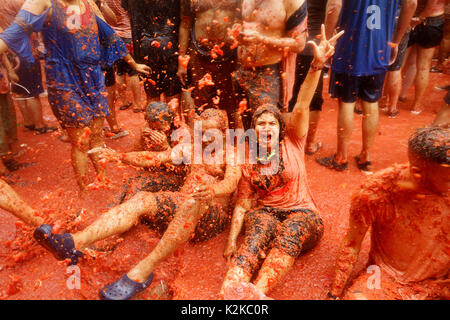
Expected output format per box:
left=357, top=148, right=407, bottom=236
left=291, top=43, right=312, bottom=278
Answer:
left=251, top=104, right=286, bottom=142
left=197, top=108, right=229, bottom=131
left=408, top=126, right=450, bottom=164
left=145, top=101, right=175, bottom=124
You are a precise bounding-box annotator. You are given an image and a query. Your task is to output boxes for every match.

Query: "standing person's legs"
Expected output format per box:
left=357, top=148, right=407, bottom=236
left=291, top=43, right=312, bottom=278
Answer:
left=66, top=118, right=105, bottom=192
left=104, top=66, right=120, bottom=132
left=354, top=74, right=384, bottom=169
left=66, top=126, right=91, bottom=192
left=317, top=72, right=358, bottom=170
left=289, top=55, right=324, bottom=154
left=411, top=46, right=436, bottom=114
left=26, top=97, right=46, bottom=130
left=384, top=32, right=410, bottom=116
left=384, top=70, right=402, bottom=115
left=400, top=46, right=417, bottom=100
left=116, top=60, right=142, bottom=112
left=358, top=100, right=379, bottom=166
left=336, top=101, right=356, bottom=164
left=15, top=98, right=34, bottom=129
left=0, top=94, right=20, bottom=171
left=88, top=118, right=106, bottom=177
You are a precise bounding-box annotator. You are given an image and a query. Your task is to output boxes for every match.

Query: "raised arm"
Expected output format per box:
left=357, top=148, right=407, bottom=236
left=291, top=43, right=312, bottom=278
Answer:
left=324, top=0, right=343, bottom=40
left=289, top=25, right=343, bottom=139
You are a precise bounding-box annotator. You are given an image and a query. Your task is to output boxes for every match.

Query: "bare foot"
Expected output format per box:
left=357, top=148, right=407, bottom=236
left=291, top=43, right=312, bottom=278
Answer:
left=222, top=281, right=273, bottom=300
left=411, top=107, right=423, bottom=115
left=305, top=141, right=323, bottom=156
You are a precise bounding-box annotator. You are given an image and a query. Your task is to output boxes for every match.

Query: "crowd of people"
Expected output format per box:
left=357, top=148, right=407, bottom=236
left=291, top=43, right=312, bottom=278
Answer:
left=0, top=0, right=448, bottom=300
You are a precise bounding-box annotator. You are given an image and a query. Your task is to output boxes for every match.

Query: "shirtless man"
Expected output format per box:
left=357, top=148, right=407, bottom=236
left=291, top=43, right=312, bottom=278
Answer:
left=34, top=108, right=242, bottom=300
left=178, top=0, right=240, bottom=127
left=329, top=126, right=449, bottom=300
left=233, top=0, right=308, bottom=129
left=400, top=0, right=446, bottom=114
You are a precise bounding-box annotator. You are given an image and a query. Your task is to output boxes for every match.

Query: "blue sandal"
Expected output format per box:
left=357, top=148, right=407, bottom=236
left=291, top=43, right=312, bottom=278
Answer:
left=33, top=224, right=83, bottom=265
left=99, top=273, right=154, bottom=300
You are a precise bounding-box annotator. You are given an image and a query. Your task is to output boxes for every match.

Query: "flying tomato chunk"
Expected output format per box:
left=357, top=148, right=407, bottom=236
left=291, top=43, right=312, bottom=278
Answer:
left=198, top=73, right=215, bottom=90
left=178, top=55, right=190, bottom=70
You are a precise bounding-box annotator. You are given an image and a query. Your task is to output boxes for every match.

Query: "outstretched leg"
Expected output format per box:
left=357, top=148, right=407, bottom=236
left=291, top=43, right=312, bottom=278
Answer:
left=72, top=191, right=157, bottom=250
left=126, top=197, right=206, bottom=283
left=0, top=179, right=44, bottom=226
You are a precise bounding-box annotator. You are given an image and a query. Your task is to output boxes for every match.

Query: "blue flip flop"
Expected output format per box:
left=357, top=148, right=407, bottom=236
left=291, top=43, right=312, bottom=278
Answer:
left=99, top=273, right=154, bottom=300
left=33, top=224, right=83, bottom=265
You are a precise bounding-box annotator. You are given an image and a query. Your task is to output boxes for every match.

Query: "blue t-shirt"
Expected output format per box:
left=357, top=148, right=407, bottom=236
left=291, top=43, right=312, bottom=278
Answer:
left=332, top=0, right=401, bottom=76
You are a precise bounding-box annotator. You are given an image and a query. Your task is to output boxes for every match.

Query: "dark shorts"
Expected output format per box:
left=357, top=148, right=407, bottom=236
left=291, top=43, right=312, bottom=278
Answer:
left=388, top=31, right=410, bottom=71
left=232, top=207, right=324, bottom=274
left=12, top=59, right=44, bottom=97
left=139, top=35, right=180, bottom=98
left=445, top=89, right=450, bottom=105
left=104, top=66, right=116, bottom=88
left=288, top=54, right=324, bottom=112
left=187, top=48, right=237, bottom=127
left=329, top=72, right=386, bottom=103
left=140, top=192, right=230, bottom=243
left=409, top=15, right=445, bottom=49
left=103, top=38, right=137, bottom=88
left=232, top=63, right=283, bottom=130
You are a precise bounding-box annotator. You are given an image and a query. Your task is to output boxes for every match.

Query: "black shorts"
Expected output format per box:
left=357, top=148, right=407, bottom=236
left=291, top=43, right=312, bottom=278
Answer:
left=409, top=15, right=445, bottom=49
left=103, top=38, right=137, bottom=88
left=116, top=38, right=137, bottom=77
left=329, top=72, right=386, bottom=103
left=139, top=35, right=181, bottom=98
left=12, top=58, right=44, bottom=97
left=288, top=54, right=324, bottom=112
left=388, top=31, right=410, bottom=71
left=104, top=66, right=116, bottom=88
left=445, top=89, right=450, bottom=105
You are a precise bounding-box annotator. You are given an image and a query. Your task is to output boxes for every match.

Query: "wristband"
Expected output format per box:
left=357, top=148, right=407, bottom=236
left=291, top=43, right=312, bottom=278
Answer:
left=310, top=63, right=323, bottom=73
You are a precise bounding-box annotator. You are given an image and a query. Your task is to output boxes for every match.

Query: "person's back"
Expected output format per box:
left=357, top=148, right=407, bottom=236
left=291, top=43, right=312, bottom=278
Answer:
left=333, top=0, right=400, bottom=76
